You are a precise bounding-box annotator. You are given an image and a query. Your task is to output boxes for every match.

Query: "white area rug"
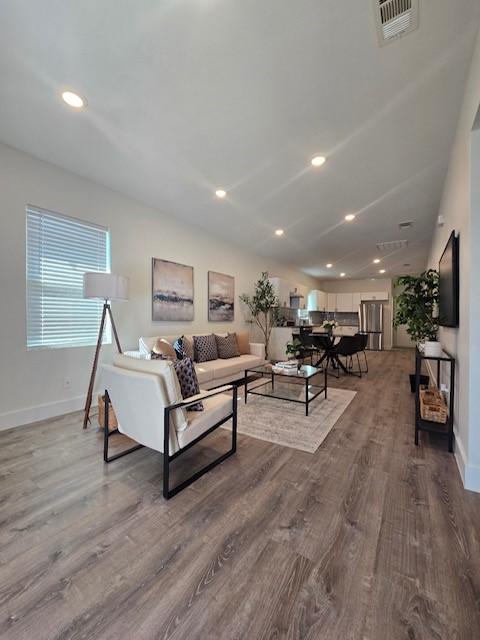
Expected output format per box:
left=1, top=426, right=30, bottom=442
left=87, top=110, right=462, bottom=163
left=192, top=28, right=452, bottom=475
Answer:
left=228, top=380, right=356, bottom=453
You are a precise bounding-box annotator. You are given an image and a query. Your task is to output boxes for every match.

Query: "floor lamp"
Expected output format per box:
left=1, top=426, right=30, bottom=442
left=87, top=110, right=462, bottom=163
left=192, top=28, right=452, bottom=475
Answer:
left=83, top=272, right=129, bottom=429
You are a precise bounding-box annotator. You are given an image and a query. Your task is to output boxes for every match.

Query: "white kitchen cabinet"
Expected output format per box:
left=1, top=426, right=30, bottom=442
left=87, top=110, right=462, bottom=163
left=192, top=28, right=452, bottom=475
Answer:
left=336, top=293, right=354, bottom=312
left=361, top=291, right=389, bottom=301
left=352, top=293, right=362, bottom=311
left=307, top=289, right=327, bottom=311
left=327, top=293, right=337, bottom=312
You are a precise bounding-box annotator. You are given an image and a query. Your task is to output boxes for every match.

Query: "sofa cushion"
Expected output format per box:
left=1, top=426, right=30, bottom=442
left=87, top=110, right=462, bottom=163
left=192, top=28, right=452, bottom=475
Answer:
left=194, top=361, right=216, bottom=385
left=215, top=333, right=240, bottom=359
left=235, top=331, right=250, bottom=355
left=172, top=335, right=194, bottom=360
left=152, top=338, right=176, bottom=360
left=177, top=393, right=232, bottom=449
left=212, top=354, right=263, bottom=379
left=173, top=357, right=203, bottom=411
left=193, top=334, right=218, bottom=362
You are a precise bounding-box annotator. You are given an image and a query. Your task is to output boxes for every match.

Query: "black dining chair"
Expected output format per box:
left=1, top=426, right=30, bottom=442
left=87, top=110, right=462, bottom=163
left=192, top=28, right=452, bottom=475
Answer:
left=355, top=332, right=369, bottom=374
left=297, top=329, right=320, bottom=365
left=333, top=335, right=363, bottom=378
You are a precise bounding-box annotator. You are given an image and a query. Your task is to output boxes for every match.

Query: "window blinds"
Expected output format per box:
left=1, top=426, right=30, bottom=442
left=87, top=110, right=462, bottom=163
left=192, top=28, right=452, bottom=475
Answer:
left=26, top=206, right=111, bottom=349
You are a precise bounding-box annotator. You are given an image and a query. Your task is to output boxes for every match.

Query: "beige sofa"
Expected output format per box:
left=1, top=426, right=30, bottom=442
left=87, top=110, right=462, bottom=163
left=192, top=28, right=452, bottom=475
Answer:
left=124, top=334, right=266, bottom=389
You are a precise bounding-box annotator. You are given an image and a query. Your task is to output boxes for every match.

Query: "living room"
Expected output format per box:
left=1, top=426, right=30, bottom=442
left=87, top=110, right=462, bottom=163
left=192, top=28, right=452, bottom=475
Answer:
left=1, top=2, right=480, bottom=639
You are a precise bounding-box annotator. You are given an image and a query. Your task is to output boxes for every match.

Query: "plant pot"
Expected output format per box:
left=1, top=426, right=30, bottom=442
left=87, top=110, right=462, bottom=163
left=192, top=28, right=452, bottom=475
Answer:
left=409, top=374, right=429, bottom=394
left=423, top=340, right=442, bottom=357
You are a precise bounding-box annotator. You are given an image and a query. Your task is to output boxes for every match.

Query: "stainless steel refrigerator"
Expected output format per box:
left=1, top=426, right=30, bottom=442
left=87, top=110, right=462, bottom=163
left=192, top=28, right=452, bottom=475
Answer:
left=359, top=302, right=384, bottom=350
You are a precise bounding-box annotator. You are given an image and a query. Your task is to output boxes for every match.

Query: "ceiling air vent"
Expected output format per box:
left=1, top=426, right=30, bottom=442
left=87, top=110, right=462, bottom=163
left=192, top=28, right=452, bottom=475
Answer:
left=376, top=239, right=409, bottom=253
left=399, top=221, right=413, bottom=230
left=373, top=0, right=419, bottom=46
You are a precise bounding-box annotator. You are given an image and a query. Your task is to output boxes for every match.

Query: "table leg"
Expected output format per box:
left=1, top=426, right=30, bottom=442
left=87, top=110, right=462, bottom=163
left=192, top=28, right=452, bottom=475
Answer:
left=305, top=377, right=309, bottom=416
left=244, top=370, right=248, bottom=404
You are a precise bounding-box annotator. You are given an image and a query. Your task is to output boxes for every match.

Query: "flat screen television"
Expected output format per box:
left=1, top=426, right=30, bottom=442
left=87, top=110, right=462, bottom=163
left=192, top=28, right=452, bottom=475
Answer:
left=438, top=231, right=459, bottom=328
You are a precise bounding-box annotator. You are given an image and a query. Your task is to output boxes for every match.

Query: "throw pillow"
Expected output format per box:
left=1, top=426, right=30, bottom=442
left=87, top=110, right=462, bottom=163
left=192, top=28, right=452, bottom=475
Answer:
left=193, top=334, right=218, bottom=362
left=152, top=338, right=176, bottom=361
left=235, top=331, right=250, bottom=355
left=173, top=335, right=195, bottom=360
left=173, top=357, right=203, bottom=411
left=215, top=333, right=240, bottom=359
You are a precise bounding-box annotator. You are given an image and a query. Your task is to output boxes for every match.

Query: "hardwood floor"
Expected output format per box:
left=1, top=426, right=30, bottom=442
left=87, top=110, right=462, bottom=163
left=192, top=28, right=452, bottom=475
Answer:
left=0, top=350, right=479, bottom=639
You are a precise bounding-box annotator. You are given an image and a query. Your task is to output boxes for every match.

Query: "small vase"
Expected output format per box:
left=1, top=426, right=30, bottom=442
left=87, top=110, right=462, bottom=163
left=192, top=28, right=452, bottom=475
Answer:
left=424, top=340, right=442, bottom=357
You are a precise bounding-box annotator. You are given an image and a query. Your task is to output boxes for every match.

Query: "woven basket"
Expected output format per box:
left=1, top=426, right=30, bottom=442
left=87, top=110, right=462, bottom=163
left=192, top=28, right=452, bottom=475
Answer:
left=420, top=387, right=448, bottom=424
left=97, top=394, right=118, bottom=431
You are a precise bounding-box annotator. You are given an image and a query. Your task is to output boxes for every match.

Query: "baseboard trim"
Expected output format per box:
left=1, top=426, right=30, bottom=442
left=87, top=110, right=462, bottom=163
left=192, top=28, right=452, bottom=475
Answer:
left=0, top=391, right=101, bottom=432
left=454, top=433, right=480, bottom=493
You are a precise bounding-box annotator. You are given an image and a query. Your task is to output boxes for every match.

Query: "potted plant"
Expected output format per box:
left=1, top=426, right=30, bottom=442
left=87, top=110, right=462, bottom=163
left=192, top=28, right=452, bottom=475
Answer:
left=321, top=319, right=337, bottom=335
left=240, top=272, right=279, bottom=360
left=394, top=269, right=440, bottom=391
left=285, top=337, right=303, bottom=370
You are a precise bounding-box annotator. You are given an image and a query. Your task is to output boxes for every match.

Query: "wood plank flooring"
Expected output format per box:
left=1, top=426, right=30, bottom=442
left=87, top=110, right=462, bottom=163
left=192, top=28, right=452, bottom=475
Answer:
left=0, top=350, right=479, bottom=639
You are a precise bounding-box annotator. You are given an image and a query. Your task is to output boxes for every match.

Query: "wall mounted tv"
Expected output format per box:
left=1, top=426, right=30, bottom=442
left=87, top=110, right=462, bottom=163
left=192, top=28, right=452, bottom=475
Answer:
left=438, top=231, right=459, bottom=328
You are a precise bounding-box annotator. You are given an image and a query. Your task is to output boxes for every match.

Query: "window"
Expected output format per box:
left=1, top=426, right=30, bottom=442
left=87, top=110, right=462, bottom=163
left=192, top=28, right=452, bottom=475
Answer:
left=26, top=206, right=111, bottom=349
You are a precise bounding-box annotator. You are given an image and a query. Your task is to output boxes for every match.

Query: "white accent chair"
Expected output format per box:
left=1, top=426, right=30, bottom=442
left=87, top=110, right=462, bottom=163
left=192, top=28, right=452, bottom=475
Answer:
left=102, top=355, right=237, bottom=499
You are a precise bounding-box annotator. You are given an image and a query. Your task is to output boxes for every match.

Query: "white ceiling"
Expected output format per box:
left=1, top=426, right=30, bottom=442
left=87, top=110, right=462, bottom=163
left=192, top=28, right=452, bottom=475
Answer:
left=1, top=0, right=479, bottom=279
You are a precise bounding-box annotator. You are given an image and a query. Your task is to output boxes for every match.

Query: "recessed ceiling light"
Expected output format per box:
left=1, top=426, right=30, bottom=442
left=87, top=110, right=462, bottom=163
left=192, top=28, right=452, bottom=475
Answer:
left=275, top=229, right=284, bottom=237
left=311, top=156, right=326, bottom=167
left=326, top=263, right=333, bottom=269
left=61, top=91, right=86, bottom=109
left=215, top=189, right=226, bottom=199
left=379, top=269, right=386, bottom=274
left=340, top=272, right=346, bottom=277
left=344, top=214, right=356, bottom=222
left=373, top=258, right=381, bottom=264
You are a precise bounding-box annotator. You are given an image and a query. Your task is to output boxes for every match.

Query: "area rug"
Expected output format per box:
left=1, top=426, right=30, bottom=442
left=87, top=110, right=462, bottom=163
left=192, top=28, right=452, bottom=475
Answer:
left=227, top=381, right=356, bottom=453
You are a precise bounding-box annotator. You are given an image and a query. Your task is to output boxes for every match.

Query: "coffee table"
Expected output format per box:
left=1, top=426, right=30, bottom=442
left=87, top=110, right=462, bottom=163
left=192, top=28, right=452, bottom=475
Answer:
left=244, top=363, right=327, bottom=416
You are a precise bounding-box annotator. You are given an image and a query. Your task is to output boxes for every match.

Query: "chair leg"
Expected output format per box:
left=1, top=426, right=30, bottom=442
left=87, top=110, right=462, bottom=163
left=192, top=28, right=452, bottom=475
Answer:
left=363, top=350, right=369, bottom=373
left=356, top=353, right=362, bottom=379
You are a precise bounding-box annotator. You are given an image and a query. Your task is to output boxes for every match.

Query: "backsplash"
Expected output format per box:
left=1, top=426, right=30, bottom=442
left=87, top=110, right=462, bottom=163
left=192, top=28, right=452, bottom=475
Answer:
left=308, top=311, right=359, bottom=326
left=274, top=309, right=359, bottom=327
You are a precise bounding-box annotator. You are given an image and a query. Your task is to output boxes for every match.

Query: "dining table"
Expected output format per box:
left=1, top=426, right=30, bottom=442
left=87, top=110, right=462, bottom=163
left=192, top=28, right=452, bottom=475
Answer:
left=306, top=331, right=351, bottom=376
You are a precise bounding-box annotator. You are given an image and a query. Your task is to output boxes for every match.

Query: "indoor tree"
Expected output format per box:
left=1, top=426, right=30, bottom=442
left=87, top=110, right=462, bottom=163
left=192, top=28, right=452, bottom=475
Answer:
left=240, top=272, right=278, bottom=359
left=394, top=269, right=439, bottom=342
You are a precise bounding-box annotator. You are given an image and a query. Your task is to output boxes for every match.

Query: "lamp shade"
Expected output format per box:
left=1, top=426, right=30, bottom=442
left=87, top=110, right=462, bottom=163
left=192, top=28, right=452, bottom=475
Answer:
left=83, top=273, right=129, bottom=301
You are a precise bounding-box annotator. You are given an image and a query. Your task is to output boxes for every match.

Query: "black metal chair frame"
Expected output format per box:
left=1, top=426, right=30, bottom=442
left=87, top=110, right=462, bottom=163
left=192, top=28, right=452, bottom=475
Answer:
left=355, top=333, right=369, bottom=374
left=296, top=331, right=321, bottom=368
left=335, top=336, right=363, bottom=379
left=103, top=385, right=238, bottom=500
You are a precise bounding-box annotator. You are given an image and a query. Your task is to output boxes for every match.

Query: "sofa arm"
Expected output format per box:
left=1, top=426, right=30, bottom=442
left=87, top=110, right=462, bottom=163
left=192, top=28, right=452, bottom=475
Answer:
left=249, top=342, right=266, bottom=359
left=123, top=350, right=150, bottom=360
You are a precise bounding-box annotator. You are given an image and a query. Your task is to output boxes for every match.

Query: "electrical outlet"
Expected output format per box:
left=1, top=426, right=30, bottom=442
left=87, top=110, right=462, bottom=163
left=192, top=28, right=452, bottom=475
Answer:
left=63, top=377, right=71, bottom=390
left=440, top=383, right=449, bottom=393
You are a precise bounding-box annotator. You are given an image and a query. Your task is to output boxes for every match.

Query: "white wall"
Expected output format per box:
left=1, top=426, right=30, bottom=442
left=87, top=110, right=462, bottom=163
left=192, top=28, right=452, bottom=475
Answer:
left=319, top=278, right=394, bottom=349
left=428, top=27, right=480, bottom=492
left=0, top=143, right=319, bottom=429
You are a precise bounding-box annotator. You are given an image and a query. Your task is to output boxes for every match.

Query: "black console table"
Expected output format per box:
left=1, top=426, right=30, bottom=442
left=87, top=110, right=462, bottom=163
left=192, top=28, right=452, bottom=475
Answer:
left=415, top=348, right=455, bottom=452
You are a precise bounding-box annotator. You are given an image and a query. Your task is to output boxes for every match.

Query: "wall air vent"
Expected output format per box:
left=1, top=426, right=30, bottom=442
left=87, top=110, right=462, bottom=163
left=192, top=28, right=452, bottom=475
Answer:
left=376, top=239, right=409, bottom=253
left=373, top=0, right=419, bottom=46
